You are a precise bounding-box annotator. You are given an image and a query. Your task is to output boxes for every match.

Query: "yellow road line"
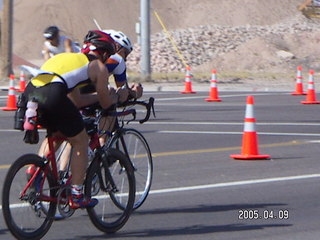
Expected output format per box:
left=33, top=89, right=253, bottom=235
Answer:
left=152, top=140, right=306, bottom=157
left=0, top=164, right=12, bottom=169
left=0, top=140, right=307, bottom=170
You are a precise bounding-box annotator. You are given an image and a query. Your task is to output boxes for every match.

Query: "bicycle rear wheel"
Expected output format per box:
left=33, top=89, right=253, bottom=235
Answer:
left=108, top=128, right=153, bottom=210
left=85, top=148, right=135, bottom=233
left=2, top=154, right=56, bottom=240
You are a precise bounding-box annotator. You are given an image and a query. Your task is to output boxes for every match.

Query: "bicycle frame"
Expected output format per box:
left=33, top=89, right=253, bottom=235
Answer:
left=3, top=105, right=137, bottom=239
left=23, top=97, right=154, bottom=207
left=22, top=125, right=102, bottom=207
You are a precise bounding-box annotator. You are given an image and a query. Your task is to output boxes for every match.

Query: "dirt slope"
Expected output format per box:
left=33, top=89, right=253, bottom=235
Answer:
left=12, top=0, right=308, bottom=74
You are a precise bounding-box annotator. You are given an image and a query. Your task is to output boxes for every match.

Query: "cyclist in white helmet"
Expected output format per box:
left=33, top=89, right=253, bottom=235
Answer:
left=103, top=29, right=143, bottom=100
left=80, top=29, right=142, bottom=100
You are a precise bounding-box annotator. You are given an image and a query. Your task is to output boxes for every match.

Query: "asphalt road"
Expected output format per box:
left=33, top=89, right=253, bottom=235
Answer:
left=0, top=90, right=319, bottom=240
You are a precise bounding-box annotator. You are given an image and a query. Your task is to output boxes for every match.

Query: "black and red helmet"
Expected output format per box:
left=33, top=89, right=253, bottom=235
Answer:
left=81, top=30, right=116, bottom=56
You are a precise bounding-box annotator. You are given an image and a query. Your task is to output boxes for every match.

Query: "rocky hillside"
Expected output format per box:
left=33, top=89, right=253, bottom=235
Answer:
left=12, top=0, right=318, bottom=78
left=127, top=14, right=320, bottom=74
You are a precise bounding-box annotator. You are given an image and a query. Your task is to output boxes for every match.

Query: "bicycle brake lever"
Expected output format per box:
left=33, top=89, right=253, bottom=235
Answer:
left=139, top=97, right=155, bottom=124
left=150, top=97, right=156, bottom=118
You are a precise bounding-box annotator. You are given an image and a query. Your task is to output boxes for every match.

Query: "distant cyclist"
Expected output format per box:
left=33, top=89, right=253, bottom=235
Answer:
left=25, top=30, right=128, bottom=209
left=42, top=26, right=80, bottom=61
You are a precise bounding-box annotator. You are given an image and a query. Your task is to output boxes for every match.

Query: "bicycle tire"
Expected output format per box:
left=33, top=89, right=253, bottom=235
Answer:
left=108, top=128, right=153, bottom=210
left=2, top=154, right=56, bottom=240
left=85, top=148, right=135, bottom=233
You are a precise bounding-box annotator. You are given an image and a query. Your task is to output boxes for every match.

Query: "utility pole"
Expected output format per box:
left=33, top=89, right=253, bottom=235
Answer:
left=0, top=0, right=13, bottom=80
left=140, top=0, right=151, bottom=82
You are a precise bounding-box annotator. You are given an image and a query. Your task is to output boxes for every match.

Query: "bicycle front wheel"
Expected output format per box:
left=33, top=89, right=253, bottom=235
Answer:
left=2, top=154, right=56, bottom=240
left=108, top=128, right=153, bottom=210
left=85, top=148, right=135, bottom=233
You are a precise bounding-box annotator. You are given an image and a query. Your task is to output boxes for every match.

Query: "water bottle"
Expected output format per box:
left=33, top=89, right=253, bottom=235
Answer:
left=14, top=94, right=27, bottom=130
left=23, top=99, right=38, bottom=130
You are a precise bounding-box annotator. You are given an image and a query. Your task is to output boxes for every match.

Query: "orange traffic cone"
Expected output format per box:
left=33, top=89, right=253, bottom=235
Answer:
left=205, top=69, right=221, bottom=102
left=291, top=66, right=306, bottom=95
left=301, top=69, right=320, bottom=104
left=181, top=65, right=196, bottom=94
left=1, top=74, right=17, bottom=111
left=17, top=70, right=26, bottom=92
left=230, top=96, right=270, bottom=160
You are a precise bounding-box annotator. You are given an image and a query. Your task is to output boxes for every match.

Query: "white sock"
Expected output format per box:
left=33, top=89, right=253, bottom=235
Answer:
left=71, top=184, right=83, bottom=196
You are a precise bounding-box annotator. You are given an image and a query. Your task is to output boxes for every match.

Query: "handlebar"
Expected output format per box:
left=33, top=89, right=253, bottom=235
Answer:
left=82, top=97, right=156, bottom=125
left=119, top=97, right=156, bottom=124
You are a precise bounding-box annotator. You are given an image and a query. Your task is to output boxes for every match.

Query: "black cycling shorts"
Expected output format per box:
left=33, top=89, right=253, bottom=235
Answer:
left=24, top=82, right=84, bottom=137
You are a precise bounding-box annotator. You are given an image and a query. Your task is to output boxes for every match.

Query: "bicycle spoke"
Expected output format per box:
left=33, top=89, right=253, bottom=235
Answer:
left=109, top=129, right=153, bottom=209
left=2, top=155, right=56, bottom=240
left=86, top=148, right=135, bottom=233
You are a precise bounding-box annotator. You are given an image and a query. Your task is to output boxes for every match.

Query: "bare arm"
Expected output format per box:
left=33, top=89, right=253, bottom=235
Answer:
left=129, top=83, right=143, bottom=99
left=68, top=88, right=99, bottom=108
left=64, top=38, right=74, bottom=53
left=88, top=59, right=118, bottom=109
left=42, top=44, right=51, bottom=61
left=116, top=82, right=143, bottom=100
left=115, top=79, right=143, bottom=100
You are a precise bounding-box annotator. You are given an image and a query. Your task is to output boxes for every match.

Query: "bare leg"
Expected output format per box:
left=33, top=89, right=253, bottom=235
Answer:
left=58, top=142, right=72, bottom=171
left=38, top=138, right=49, bottom=157
left=38, top=137, right=63, bottom=157
left=68, top=129, right=89, bottom=185
left=99, top=116, right=116, bottom=146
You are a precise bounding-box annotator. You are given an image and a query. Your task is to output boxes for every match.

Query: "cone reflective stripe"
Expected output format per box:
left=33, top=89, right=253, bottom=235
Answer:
left=205, top=69, right=221, bottom=102
left=301, top=69, right=320, bottom=104
left=1, top=74, right=17, bottom=111
left=291, top=66, right=306, bottom=95
left=181, top=65, right=196, bottom=94
left=230, top=96, right=270, bottom=160
left=17, top=70, right=26, bottom=92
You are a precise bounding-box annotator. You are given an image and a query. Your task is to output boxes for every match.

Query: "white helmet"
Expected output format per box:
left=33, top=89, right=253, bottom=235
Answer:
left=103, top=29, right=133, bottom=53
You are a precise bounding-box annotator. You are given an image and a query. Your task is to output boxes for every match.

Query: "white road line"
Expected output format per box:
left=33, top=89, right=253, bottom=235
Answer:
left=149, top=174, right=320, bottom=195
left=0, top=129, right=46, bottom=133
left=142, top=121, right=320, bottom=126
left=155, top=92, right=284, bottom=101
left=1, top=121, right=320, bottom=133
left=158, top=130, right=320, bottom=137
left=1, top=174, right=319, bottom=210
left=1, top=128, right=319, bottom=137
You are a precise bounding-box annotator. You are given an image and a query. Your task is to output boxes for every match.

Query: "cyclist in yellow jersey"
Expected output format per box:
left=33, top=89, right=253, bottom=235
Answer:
left=52, top=30, right=143, bottom=174
left=23, top=30, right=129, bottom=209
left=31, top=53, right=91, bottom=90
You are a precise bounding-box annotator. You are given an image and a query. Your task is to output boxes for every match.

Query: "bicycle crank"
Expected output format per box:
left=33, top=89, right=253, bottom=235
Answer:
left=56, top=185, right=75, bottom=219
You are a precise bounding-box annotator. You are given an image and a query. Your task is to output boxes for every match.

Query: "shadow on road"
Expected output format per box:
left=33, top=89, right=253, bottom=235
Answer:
left=74, top=203, right=292, bottom=239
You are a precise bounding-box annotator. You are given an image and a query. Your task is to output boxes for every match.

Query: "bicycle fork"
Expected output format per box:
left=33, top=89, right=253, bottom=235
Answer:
left=114, top=135, right=136, bottom=171
left=97, top=150, right=120, bottom=194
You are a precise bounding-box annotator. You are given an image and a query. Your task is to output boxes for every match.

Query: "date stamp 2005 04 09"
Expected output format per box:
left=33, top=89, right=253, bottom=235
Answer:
left=238, top=209, right=289, bottom=220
